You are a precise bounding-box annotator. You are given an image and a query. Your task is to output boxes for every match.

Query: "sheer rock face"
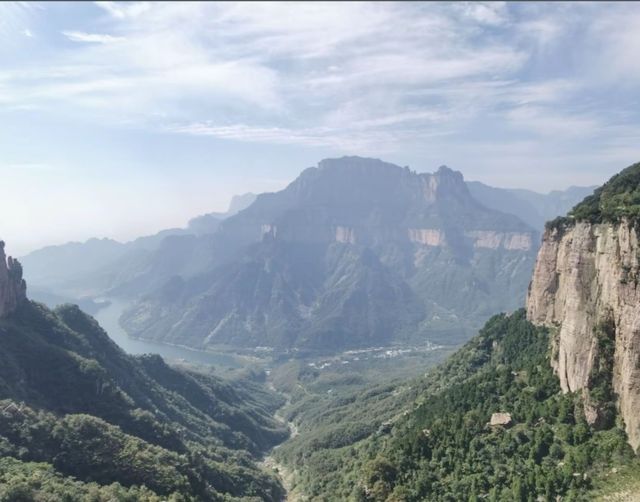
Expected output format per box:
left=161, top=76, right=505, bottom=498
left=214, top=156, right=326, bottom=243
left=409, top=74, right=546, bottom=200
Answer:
left=408, top=228, right=446, bottom=247
left=464, top=231, right=533, bottom=251
left=222, top=158, right=536, bottom=251
left=0, top=241, right=27, bottom=318
left=527, top=221, right=640, bottom=451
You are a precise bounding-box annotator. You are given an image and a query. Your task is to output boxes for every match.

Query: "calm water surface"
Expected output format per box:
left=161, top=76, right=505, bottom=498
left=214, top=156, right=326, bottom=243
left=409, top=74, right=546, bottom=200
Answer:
left=93, top=299, right=241, bottom=368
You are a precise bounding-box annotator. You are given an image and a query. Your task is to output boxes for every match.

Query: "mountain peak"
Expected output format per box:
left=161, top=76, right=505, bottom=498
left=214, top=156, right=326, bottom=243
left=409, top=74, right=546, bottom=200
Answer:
left=227, top=192, right=257, bottom=215
left=317, top=156, right=406, bottom=175
left=0, top=241, right=27, bottom=318
left=434, top=164, right=464, bottom=182
left=314, top=157, right=465, bottom=184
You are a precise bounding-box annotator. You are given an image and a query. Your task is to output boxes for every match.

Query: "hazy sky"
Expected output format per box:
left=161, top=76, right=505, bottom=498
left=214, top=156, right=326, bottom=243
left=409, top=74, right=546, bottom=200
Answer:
left=1, top=2, right=639, bottom=255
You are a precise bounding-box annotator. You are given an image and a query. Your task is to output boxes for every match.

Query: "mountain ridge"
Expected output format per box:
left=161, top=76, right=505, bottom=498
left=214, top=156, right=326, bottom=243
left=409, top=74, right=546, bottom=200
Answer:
left=0, top=240, right=288, bottom=500
left=121, top=156, right=539, bottom=352
left=19, top=156, right=593, bottom=355
left=467, top=181, right=595, bottom=231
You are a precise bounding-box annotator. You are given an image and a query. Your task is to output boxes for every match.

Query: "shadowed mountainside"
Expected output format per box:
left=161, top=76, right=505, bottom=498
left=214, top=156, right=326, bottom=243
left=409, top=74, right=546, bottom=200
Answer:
left=122, top=157, right=539, bottom=352
left=0, top=243, right=287, bottom=500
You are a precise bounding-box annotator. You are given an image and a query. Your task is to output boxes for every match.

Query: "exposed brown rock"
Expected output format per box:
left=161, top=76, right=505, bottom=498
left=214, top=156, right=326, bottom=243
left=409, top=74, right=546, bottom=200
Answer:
left=527, top=221, right=640, bottom=450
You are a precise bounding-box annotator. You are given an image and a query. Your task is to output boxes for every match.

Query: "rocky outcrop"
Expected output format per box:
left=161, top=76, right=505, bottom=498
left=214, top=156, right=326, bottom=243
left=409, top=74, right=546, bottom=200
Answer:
left=335, top=226, right=356, bottom=244
left=489, top=412, right=513, bottom=427
left=408, top=228, right=446, bottom=247
left=503, top=232, right=534, bottom=251
left=0, top=241, right=27, bottom=318
left=527, top=221, right=640, bottom=450
left=465, top=231, right=533, bottom=251
left=261, top=224, right=277, bottom=239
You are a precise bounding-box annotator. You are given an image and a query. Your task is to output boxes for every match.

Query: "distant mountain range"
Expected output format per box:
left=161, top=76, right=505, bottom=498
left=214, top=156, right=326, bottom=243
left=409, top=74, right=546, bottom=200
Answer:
left=21, top=192, right=257, bottom=302
left=121, top=157, right=539, bottom=351
left=467, top=181, right=596, bottom=231
left=21, top=157, right=593, bottom=353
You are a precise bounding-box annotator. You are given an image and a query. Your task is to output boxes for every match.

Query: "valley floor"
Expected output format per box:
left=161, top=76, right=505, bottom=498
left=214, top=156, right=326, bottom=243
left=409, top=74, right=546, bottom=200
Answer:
left=261, top=386, right=301, bottom=501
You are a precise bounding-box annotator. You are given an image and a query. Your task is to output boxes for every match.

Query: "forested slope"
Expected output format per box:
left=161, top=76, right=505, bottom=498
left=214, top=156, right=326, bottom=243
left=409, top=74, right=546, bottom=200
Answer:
left=0, top=300, right=288, bottom=501
left=274, top=311, right=639, bottom=501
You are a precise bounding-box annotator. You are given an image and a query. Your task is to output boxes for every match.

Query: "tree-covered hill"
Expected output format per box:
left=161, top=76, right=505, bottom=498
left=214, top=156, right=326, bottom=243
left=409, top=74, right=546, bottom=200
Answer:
left=548, top=161, right=640, bottom=229
left=273, top=311, right=640, bottom=501
left=0, top=300, right=288, bottom=501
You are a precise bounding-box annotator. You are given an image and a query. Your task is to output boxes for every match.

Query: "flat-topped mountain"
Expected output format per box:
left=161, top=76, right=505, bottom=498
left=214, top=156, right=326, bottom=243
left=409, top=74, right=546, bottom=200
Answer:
left=215, top=158, right=532, bottom=250
left=122, top=157, right=539, bottom=352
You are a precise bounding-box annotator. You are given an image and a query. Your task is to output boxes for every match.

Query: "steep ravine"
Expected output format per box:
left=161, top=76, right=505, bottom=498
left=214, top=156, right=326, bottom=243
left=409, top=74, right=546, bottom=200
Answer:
left=527, top=220, right=640, bottom=450
left=261, top=385, right=300, bottom=501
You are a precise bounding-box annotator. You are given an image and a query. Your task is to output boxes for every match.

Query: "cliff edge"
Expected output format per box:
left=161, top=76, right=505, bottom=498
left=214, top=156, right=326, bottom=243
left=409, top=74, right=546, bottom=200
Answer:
left=527, top=162, right=640, bottom=451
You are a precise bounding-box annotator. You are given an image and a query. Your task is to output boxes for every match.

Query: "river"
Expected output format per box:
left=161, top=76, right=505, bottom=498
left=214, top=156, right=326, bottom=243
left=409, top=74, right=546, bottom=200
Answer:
left=93, top=299, right=241, bottom=368
left=95, top=299, right=294, bottom=498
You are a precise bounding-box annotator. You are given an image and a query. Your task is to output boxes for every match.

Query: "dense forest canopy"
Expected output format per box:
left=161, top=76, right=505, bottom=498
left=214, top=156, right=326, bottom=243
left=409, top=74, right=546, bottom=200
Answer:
left=548, top=162, right=640, bottom=229
left=0, top=300, right=287, bottom=501
left=273, top=311, right=640, bottom=501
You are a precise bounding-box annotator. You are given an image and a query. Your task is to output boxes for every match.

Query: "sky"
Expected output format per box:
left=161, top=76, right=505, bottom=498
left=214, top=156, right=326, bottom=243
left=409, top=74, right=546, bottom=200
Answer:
left=1, top=1, right=639, bottom=255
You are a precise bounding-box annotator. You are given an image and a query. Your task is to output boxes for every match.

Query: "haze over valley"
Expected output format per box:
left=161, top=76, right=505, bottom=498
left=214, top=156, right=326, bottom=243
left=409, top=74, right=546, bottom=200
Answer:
left=21, top=156, right=594, bottom=356
left=1, top=2, right=640, bottom=501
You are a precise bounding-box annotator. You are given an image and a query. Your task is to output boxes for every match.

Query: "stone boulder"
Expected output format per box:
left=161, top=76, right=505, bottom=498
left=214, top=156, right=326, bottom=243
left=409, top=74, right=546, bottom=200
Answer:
left=489, top=412, right=513, bottom=427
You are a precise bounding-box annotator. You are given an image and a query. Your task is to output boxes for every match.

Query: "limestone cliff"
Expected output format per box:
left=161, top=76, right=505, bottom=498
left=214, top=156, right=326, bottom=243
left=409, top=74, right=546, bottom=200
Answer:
left=527, top=220, right=640, bottom=450
left=408, top=228, right=446, bottom=247
left=0, top=241, right=27, bottom=318
left=464, top=230, right=533, bottom=251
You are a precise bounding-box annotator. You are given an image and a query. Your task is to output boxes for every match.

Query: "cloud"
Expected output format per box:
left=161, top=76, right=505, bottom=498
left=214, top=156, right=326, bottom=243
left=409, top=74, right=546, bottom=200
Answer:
left=505, top=105, right=600, bottom=138
left=586, top=8, right=640, bottom=84
left=0, top=3, right=38, bottom=46
left=62, top=31, right=125, bottom=44
left=519, top=18, right=563, bottom=47
left=457, top=2, right=508, bottom=26
left=3, top=1, right=640, bottom=254
left=0, top=2, right=639, bottom=163
left=169, top=123, right=334, bottom=147
left=169, top=115, right=453, bottom=154
left=94, top=1, right=150, bottom=19
left=0, top=162, right=57, bottom=172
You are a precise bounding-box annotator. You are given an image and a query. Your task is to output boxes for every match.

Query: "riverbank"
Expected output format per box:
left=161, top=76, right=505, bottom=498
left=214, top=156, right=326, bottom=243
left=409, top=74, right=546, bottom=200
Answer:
left=93, top=298, right=244, bottom=367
